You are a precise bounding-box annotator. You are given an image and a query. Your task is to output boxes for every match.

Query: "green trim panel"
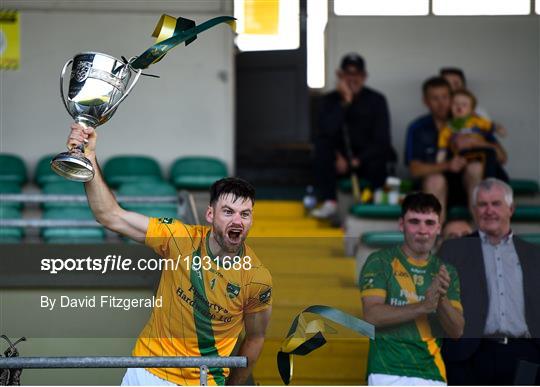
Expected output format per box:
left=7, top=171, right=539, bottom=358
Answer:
left=350, top=204, right=401, bottom=219
left=361, top=231, right=404, bottom=247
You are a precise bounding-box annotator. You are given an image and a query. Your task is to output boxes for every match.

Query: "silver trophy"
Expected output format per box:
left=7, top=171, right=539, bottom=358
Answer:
left=51, top=52, right=142, bottom=182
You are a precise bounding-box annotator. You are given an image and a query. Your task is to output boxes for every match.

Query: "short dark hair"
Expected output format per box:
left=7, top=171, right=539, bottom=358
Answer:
left=209, top=177, right=255, bottom=206
left=422, top=76, right=451, bottom=97
left=440, top=67, right=466, bottom=86
left=401, top=192, right=442, bottom=218
left=453, top=88, right=477, bottom=110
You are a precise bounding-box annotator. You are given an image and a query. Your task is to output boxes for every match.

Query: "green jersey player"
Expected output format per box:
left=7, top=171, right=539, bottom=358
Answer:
left=360, top=192, right=464, bottom=385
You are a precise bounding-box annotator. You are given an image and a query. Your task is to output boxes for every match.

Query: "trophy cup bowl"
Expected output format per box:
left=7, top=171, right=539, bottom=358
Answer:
left=51, top=52, right=142, bottom=182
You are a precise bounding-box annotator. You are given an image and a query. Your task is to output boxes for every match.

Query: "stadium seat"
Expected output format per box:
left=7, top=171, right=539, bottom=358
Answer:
left=117, top=182, right=178, bottom=218
left=41, top=181, right=88, bottom=210
left=519, top=234, right=540, bottom=245
left=103, top=155, right=163, bottom=188
left=513, top=206, right=540, bottom=221
left=337, top=178, right=370, bottom=193
left=0, top=206, right=24, bottom=243
left=448, top=205, right=540, bottom=222
left=510, top=179, right=539, bottom=196
left=41, top=207, right=105, bottom=243
left=35, top=154, right=65, bottom=187
left=170, top=156, right=227, bottom=190
left=361, top=231, right=403, bottom=248
left=447, top=206, right=470, bottom=220
left=0, top=153, right=27, bottom=186
left=0, top=181, right=23, bottom=209
left=350, top=204, right=401, bottom=219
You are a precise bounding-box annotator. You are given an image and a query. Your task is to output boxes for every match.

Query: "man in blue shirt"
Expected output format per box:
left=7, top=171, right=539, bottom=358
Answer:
left=404, top=76, right=507, bottom=221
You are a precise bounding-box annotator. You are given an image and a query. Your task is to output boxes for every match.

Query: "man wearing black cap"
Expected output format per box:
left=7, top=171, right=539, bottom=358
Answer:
left=312, top=53, right=395, bottom=219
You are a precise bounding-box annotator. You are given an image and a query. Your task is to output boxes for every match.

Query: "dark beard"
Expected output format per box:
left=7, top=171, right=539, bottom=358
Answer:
left=213, top=227, right=242, bottom=255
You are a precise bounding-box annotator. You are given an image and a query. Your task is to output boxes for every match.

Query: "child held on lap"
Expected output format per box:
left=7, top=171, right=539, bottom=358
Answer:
left=436, top=89, right=505, bottom=166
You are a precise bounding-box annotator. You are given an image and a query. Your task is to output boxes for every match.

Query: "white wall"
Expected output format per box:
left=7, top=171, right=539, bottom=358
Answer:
left=325, top=15, right=540, bottom=182
left=0, top=8, right=234, bottom=178
left=3, top=7, right=539, bottom=184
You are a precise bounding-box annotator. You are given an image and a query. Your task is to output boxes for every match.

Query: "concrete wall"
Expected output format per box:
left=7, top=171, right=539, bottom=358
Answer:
left=1, top=8, right=235, bottom=177
left=325, top=15, right=540, bottom=181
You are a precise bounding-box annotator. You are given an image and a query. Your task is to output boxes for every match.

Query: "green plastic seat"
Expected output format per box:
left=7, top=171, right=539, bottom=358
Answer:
left=400, top=179, right=414, bottom=194
left=0, top=154, right=27, bottom=186
left=126, top=207, right=178, bottom=219
left=117, top=181, right=176, bottom=196
left=0, top=182, right=23, bottom=210
left=41, top=207, right=104, bottom=243
left=117, top=182, right=177, bottom=216
left=350, top=204, right=401, bottom=219
left=513, top=206, right=540, bottom=222
left=103, top=156, right=162, bottom=188
left=337, top=178, right=370, bottom=193
left=509, top=179, right=539, bottom=195
left=519, top=234, right=540, bottom=245
left=361, top=231, right=404, bottom=248
left=447, top=205, right=540, bottom=222
left=41, top=181, right=88, bottom=210
left=35, top=154, right=65, bottom=187
left=0, top=206, right=24, bottom=242
left=170, top=157, right=227, bottom=190
left=447, top=206, right=470, bottom=220
left=0, top=182, right=22, bottom=194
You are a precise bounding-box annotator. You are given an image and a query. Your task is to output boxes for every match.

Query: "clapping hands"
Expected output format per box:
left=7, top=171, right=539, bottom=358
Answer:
left=422, top=265, right=451, bottom=314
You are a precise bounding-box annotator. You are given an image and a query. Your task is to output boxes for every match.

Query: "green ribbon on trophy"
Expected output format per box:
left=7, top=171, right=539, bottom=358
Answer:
left=277, top=305, right=374, bottom=385
left=130, top=15, right=236, bottom=70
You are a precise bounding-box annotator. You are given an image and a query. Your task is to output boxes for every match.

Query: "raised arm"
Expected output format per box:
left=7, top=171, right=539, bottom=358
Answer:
left=226, top=307, right=271, bottom=385
left=67, top=123, right=149, bottom=242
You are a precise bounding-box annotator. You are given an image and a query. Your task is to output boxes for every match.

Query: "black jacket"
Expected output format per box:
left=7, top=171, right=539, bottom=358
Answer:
left=438, top=232, right=540, bottom=361
left=318, top=87, right=395, bottom=163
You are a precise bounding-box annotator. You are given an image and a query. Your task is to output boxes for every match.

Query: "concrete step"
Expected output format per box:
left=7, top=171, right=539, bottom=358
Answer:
left=272, top=275, right=357, bottom=289
left=264, top=258, right=355, bottom=277
left=248, top=238, right=344, bottom=254
left=251, top=218, right=328, bottom=229
left=249, top=229, right=344, bottom=238
left=253, top=201, right=306, bottom=219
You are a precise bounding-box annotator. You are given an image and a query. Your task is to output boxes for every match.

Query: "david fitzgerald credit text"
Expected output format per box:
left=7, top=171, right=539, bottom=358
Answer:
left=40, top=295, right=163, bottom=311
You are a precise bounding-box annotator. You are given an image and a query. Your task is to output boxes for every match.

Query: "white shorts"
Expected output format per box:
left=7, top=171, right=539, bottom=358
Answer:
left=121, top=368, right=177, bottom=386
left=368, top=373, right=446, bottom=386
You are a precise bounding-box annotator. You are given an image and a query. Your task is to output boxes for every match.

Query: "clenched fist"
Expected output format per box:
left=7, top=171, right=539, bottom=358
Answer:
left=67, top=123, right=97, bottom=158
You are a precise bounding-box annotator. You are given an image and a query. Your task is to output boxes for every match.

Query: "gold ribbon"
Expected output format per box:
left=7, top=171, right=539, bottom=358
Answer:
left=152, top=14, right=178, bottom=43
left=277, top=305, right=374, bottom=385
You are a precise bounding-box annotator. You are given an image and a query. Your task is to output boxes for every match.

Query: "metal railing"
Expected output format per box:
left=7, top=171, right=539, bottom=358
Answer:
left=0, top=356, right=246, bottom=385
left=0, top=190, right=200, bottom=229
left=0, top=194, right=178, bottom=203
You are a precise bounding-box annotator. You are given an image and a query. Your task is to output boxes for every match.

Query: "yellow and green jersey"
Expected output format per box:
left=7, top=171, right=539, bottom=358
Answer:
left=438, top=115, right=496, bottom=151
left=133, top=217, right=272, bottom=385
left=359, top=246, right=462, bottom=383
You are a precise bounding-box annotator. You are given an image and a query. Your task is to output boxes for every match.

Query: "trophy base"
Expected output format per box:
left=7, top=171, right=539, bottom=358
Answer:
left=51, top=152, right=95, bottom=182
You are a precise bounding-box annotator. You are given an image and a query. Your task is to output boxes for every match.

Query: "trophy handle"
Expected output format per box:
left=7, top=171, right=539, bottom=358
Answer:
left=60, top=58, right=74, bottom=116
left=102, top=68, right=143, bottom=118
